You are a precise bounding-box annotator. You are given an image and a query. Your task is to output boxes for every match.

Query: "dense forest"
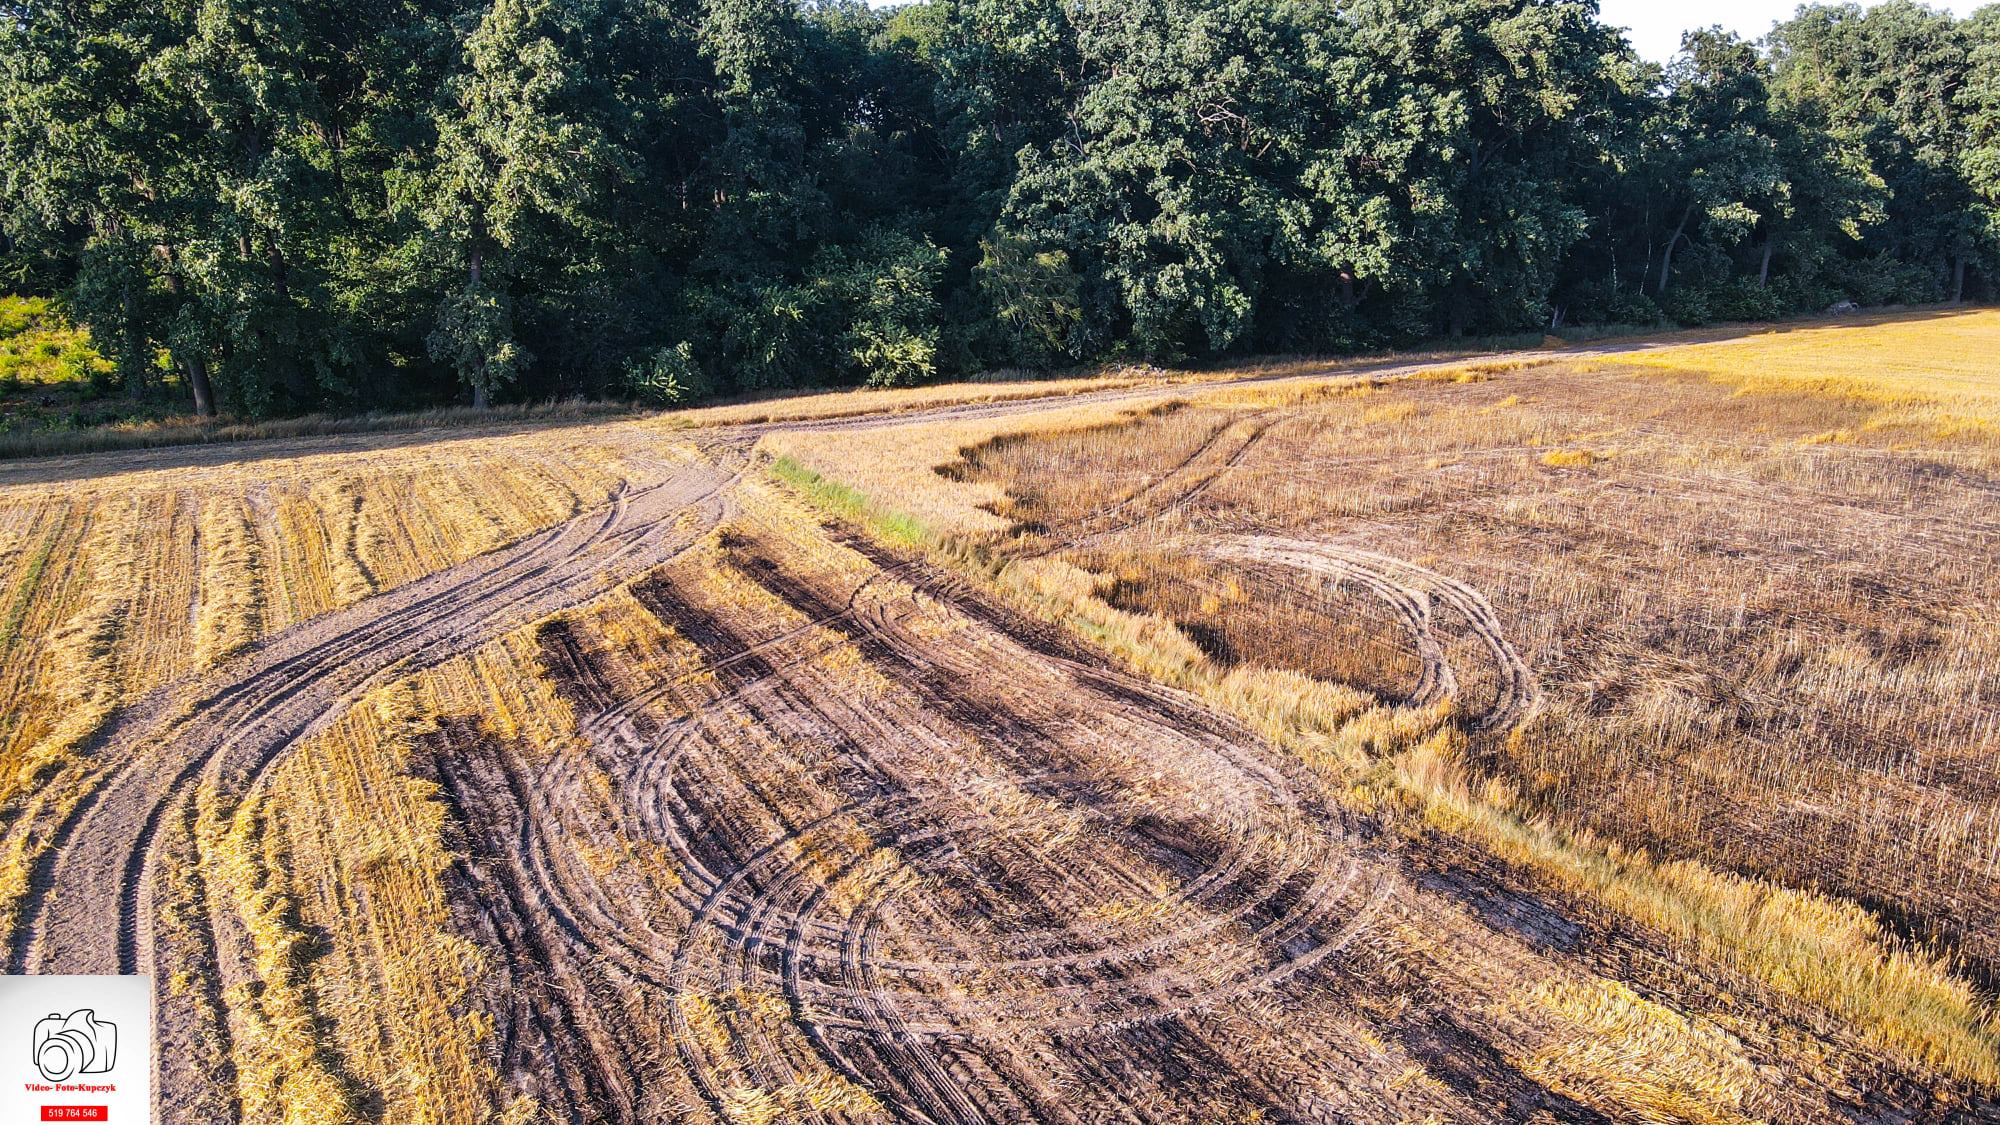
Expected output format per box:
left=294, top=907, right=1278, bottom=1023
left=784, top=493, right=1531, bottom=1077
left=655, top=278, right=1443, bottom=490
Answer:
left=3, top=0, right=1999, bottom=416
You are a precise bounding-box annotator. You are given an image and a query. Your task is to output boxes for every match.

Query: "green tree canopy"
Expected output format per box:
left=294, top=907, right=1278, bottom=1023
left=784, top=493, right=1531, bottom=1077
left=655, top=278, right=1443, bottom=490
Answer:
left=0, top=0, right=1991, bottom=416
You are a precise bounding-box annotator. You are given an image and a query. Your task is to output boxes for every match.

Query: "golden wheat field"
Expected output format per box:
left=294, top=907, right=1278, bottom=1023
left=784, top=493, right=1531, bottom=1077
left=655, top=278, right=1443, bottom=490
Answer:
left=2, top=311, right=1997, bottom=1124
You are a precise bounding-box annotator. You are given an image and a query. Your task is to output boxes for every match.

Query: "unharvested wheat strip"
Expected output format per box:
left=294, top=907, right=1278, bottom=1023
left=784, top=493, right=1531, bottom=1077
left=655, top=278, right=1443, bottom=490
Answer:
left=487, top=460, right=585, bottom=538
left=525, top=452, right=616, bottom=521
left=354, top=470, right=433, bottom=580
left=275, top=487, right=345, bottom=622
left=0, top=499, right=93, bottom=691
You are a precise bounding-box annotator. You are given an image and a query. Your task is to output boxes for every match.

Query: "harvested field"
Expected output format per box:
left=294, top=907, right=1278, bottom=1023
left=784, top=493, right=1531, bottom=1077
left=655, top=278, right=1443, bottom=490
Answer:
left=3, top=312, right=1998, bottom=1123
left=947, top=348, right=2000, bottom=972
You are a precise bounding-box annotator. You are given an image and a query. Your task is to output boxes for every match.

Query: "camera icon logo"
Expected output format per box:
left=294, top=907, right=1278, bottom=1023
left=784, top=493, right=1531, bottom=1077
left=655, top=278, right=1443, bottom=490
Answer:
left=33, top=1009, right=117, bottom=1082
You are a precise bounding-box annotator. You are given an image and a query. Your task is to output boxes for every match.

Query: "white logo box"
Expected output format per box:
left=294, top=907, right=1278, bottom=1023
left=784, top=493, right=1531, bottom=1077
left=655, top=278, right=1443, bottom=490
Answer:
left=0, top=976, right=151, bottom=1124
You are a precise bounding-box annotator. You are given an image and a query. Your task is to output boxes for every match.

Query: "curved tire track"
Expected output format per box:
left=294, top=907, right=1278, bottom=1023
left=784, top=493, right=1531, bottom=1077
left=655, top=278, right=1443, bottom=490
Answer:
left=13, top=458, right=740, bottom=984
left=1207, top=535, right=1541, bottom=732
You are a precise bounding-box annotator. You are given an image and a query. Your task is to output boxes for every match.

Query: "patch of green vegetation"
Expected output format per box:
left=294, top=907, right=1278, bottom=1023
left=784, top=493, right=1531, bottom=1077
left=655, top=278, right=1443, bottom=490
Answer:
left=0, top=294, right=161, bottom=449
left=765, top=456, right=929, bottom=549
left=1066, top=615, right=1114, bottom=646
left=0, top=296, right=111, bottom=389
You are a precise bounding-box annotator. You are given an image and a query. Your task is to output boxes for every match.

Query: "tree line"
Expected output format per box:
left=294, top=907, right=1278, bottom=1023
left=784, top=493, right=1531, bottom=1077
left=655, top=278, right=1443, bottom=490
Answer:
left=3, top=0, right=1999, bottom=417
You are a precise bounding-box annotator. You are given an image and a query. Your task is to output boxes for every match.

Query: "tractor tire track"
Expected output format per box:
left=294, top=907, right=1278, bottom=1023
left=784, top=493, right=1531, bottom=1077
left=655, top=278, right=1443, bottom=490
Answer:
left=1208, top=535, right=1541, bottom=732
left=531, top=542, right=1394, bottom=1121
left=11, top=452, right=744, bottom=1119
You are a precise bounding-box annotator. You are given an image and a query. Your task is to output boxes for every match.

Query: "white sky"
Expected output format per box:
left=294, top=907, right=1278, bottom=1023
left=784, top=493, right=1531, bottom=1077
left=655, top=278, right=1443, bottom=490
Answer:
left=1600, top=0, right=1984, bottom=62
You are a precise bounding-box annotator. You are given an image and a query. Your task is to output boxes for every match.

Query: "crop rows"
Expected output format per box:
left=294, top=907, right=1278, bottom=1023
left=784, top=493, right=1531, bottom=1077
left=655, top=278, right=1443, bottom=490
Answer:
left=0, top=427, right=652, bottom=942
